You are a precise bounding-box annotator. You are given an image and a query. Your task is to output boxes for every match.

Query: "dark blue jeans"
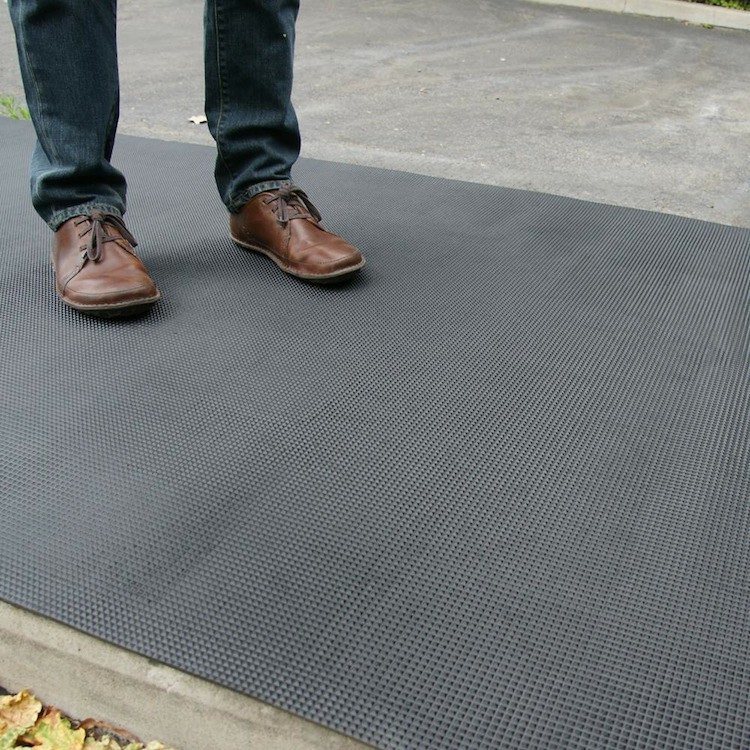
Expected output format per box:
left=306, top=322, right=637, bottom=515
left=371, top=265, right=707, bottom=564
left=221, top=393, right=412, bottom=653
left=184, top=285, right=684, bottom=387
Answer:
left=8, top=0, right=301, bottom=230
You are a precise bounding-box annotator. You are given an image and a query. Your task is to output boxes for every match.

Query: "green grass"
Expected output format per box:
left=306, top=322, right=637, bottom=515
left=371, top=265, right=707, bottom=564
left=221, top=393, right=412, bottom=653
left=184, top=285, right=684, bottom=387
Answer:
left=0, top=94, right=30, bottom=120
left=685, top=0, right=750, bottom=10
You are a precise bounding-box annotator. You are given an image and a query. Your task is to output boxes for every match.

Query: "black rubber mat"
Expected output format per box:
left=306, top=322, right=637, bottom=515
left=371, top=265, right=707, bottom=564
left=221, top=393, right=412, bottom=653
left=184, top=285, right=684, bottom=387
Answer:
left=1, top=116, right=749, bottom=749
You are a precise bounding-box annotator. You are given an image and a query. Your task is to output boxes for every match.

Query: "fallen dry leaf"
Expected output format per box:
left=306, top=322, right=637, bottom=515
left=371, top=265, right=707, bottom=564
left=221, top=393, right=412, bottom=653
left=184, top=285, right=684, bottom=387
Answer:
left=79, top=718, right=140, bottom=746
left=0, top=693, right=175, bottom=750
left=22, top=709, right=85, bottom=750
left=0, top=691, right=42, bottom=733
left=0, top=728, right=25, bottom=750
left=81, top=738, right=176, bottom=750
left=83, top=737, right=121, bottom=750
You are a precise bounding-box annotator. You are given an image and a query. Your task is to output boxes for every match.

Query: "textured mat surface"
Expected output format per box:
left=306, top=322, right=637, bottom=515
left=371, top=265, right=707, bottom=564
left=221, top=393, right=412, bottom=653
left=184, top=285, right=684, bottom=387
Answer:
left=1, top=117, right=749, bottom=749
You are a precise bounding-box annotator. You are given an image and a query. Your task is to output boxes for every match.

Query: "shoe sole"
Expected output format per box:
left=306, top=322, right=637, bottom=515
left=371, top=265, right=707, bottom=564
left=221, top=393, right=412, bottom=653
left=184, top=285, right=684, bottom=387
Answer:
left=59, top=292, right=162, bottom=319
left=231, top=235, right=365, bottom=283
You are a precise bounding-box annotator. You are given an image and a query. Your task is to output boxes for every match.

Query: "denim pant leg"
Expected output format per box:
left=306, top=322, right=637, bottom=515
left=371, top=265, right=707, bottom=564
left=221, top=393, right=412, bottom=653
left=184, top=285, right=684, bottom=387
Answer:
left=8, top=0, right=126, bottom=230
left=204, top=0, right=302, bottom=212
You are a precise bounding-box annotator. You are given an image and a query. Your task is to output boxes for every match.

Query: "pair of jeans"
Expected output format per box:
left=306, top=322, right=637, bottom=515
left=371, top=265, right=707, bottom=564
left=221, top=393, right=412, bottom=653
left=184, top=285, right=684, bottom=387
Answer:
left=8, top=0, right=301, bottom=230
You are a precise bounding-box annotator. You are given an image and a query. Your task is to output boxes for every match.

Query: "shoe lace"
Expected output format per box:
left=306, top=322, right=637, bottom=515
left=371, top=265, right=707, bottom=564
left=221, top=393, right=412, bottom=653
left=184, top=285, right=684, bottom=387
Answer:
left=74, top=211, right=138, bottom=262
left=263, top=186, right=322, bottom=227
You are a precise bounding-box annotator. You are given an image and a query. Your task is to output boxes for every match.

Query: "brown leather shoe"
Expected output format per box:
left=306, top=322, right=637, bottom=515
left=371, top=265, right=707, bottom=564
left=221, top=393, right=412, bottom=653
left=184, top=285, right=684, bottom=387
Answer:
left=52, top=212, right=161, bottom=317
left=230, top=186, right=365, bottom=282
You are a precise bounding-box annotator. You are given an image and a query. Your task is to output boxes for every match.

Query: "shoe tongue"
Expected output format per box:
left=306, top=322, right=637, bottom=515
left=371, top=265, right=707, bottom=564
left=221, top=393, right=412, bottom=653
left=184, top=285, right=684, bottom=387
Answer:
left=287, top=202, right=314, bottom=221
left=279, top=188, right=322, bottom=222
left=80, top=214, right=137, bottom=262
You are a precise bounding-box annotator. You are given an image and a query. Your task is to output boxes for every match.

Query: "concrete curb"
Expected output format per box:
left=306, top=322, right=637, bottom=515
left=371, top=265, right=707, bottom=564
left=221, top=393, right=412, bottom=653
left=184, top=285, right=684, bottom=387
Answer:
left=525, top=0, right=750, bottom=30
left=0, top=600, right=371, bottom=750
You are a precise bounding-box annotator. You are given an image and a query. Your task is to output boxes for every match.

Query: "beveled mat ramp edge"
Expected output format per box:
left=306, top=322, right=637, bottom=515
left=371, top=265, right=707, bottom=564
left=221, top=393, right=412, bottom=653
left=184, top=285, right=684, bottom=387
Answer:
left=0, top=601, right=371, bottom=750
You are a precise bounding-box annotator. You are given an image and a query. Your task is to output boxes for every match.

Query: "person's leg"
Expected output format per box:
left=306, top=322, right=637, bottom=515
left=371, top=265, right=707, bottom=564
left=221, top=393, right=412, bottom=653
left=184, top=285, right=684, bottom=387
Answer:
left=8, top=0, right=126, bottom=230
left=204, top=0, right=301, bottom=212
left=204, top=0, right=365, bottom=281
left=8, top=0, right=159, bottom=316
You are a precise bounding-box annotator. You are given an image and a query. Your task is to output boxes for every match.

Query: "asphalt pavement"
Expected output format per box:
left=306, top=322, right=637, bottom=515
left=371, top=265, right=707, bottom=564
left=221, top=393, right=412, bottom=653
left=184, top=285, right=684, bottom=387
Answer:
left=1, top=0, right=748, bottom=226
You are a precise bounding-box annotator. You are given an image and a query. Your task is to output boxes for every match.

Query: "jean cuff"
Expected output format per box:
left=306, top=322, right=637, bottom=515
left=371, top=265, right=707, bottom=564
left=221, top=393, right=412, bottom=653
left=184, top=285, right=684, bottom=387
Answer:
left=47, top=203, right=124, bottom=231
left=227, top=179, right=294, bottom=213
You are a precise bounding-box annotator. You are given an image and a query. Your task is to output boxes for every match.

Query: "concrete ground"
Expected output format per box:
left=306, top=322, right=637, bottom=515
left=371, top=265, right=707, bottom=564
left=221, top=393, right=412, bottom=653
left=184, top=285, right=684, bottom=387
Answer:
left=0, top=0, right=748, bottom=227
left=0, top=601, right=370, bottom=750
